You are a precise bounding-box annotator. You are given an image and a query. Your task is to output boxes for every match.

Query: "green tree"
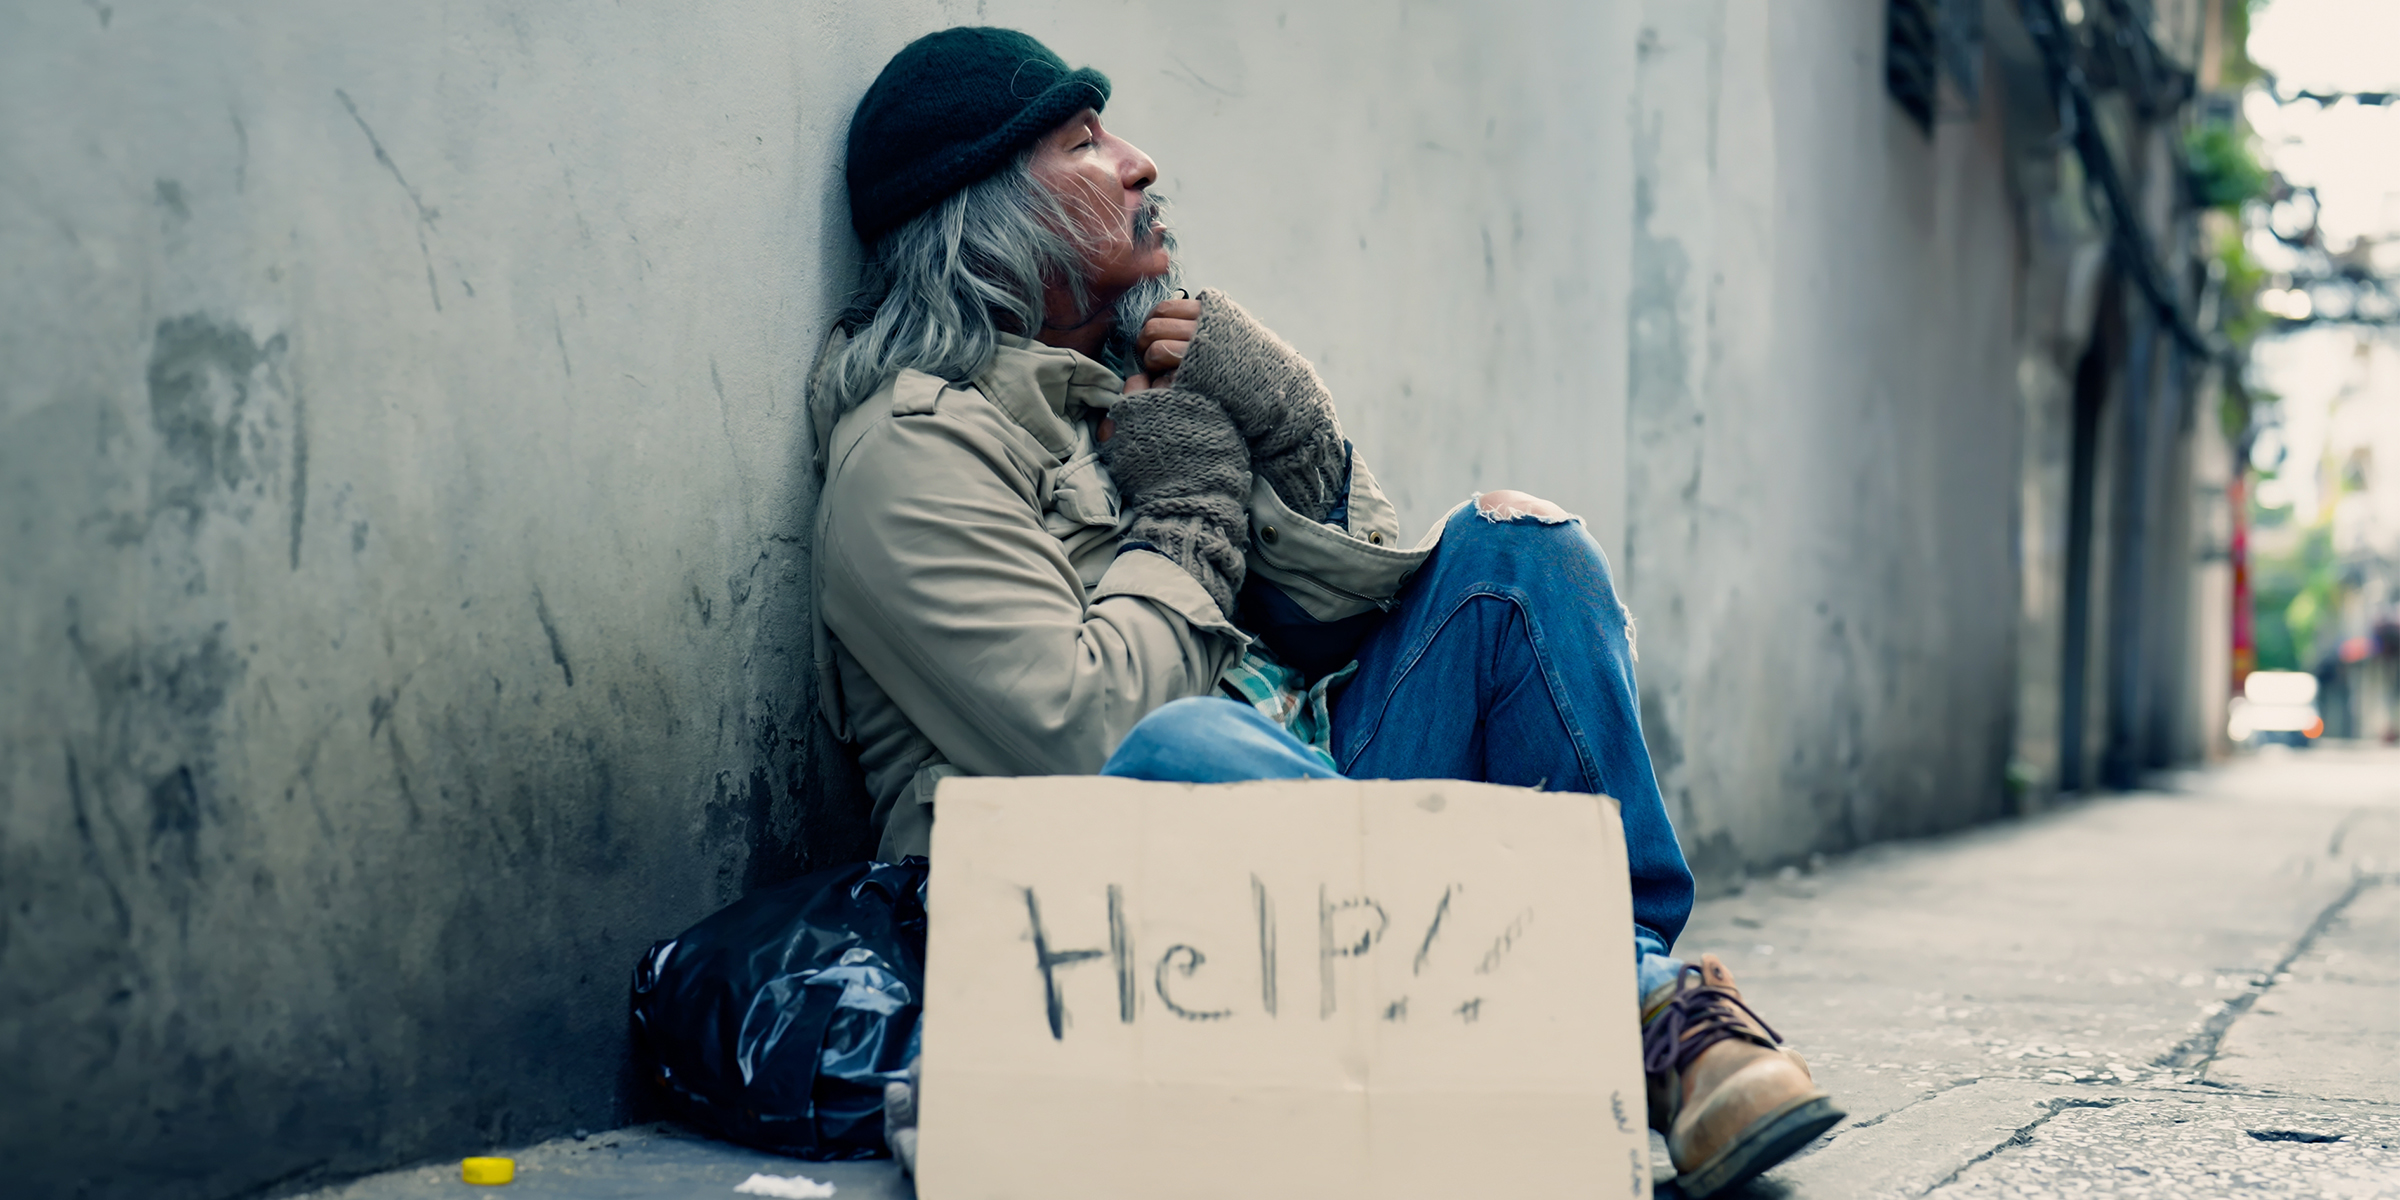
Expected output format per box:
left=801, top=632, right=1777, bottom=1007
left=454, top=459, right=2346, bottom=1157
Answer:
left=2249, top=518, right=2338, bottom=671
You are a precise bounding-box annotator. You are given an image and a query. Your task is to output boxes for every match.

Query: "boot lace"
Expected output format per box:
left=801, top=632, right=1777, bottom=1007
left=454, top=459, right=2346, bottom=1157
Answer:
left=1641, top=965, right=1784, bottom=1076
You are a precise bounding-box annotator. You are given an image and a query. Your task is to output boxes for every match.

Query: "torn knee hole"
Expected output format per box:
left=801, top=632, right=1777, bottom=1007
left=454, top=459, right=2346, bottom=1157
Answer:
left=1473, top=490, right=1577, bottom=524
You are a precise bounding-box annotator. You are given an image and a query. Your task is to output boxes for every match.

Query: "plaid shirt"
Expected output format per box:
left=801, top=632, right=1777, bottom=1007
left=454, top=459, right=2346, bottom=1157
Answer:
left=1216, top=645, right=1356, bottom=773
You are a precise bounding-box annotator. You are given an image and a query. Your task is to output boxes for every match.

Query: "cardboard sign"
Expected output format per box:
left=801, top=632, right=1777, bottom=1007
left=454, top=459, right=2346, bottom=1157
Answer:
left=917, top=776, right=1651, bottom=1199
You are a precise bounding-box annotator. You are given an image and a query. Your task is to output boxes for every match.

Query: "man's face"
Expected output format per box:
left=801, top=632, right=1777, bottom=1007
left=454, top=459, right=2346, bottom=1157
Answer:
left=1028, top=109, right=1168, bottom=303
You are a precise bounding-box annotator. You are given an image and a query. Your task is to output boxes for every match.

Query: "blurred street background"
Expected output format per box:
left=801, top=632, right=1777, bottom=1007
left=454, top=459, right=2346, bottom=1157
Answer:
left=5, top=0, right=2399, bottom=1196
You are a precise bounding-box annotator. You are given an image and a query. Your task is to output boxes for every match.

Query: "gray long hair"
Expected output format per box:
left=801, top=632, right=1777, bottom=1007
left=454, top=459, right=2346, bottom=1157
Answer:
left=813, top=152, right=1178, bottom=425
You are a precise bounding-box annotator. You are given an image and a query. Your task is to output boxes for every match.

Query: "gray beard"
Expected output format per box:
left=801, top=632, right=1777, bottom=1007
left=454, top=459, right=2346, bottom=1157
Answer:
left=1102, top=194, right=1180, bottom=376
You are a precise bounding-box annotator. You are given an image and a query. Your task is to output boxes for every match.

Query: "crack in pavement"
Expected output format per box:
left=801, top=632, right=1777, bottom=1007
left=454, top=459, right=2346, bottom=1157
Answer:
left=1844, top=867, right=2396, bottom=1199
left=1785, top=1073, right=1994, bottom=1164
left=1897, top=1083, right=2400, bottom=1194
left=2162, top=1078, right=2400, bottom=1109
left=1919, top=1097, right=2125, bottom=1195
left=1911, top=1089, right=2400, bottom=1197
left=2155, top=874, right=2389, bottom=1075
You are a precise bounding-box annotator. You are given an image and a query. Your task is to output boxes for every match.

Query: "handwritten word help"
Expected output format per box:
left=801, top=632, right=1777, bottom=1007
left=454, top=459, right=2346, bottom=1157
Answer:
left=1021, top=877, right=1536, bottom=1040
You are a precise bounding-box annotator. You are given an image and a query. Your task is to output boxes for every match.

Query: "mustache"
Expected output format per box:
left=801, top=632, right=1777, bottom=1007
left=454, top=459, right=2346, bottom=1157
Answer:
left=1130, top=190, right=1173, bottom=248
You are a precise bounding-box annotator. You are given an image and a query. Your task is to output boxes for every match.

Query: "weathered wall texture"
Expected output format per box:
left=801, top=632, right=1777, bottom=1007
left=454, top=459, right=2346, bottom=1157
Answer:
left=1620, top=0, right=2027, bottom=875
left=0, top=2, right=1636, bottom=1196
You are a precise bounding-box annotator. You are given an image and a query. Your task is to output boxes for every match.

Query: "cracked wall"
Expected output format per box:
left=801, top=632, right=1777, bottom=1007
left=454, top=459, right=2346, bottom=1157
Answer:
left=0, top=1, right=1637, bottom=1196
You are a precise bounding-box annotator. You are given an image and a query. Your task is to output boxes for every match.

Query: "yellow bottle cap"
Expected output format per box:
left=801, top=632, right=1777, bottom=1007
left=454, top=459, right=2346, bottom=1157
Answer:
left=462, top=1157, right=515, bottom=1186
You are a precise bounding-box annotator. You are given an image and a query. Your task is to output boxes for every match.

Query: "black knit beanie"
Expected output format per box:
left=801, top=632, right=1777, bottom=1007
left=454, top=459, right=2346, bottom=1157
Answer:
left=845, top=27, right=1111, bottom=246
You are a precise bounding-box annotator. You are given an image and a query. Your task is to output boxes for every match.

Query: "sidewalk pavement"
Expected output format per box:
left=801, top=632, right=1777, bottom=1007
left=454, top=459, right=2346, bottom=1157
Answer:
left=1682, top=743, right=2400, bottom=1198
left=300, top=746, right=2400, bottom=1199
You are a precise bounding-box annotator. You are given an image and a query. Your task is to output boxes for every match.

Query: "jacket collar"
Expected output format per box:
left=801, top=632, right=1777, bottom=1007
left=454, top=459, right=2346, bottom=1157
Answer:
left=978, top=336, right=1124, bottom=459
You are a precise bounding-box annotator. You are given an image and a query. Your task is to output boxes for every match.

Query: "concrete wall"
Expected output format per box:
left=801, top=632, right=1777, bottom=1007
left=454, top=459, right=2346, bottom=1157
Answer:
left=0, top=1, right=1638, bottom=1195
left=1620, top=0, right=2027, bottom=875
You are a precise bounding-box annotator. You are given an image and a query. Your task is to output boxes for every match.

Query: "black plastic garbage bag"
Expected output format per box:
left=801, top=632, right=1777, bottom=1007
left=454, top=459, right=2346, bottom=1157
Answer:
left=631, top=857, right=929, bottom=1159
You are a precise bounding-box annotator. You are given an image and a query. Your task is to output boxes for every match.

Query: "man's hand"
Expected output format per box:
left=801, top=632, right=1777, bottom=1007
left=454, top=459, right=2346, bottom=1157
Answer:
left=1166, top=288, right=1347, bottom=524
left=1127, top=296, right=1200, bottom=389
left=1112, top=296, right=1202, bottom=440
left=1102, top=385, right=1252, bottom=616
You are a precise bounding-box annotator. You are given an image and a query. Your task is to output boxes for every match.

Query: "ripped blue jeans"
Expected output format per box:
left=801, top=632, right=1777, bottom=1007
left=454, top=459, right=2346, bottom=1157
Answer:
left=1104, top=501, right=1694, bottom=1000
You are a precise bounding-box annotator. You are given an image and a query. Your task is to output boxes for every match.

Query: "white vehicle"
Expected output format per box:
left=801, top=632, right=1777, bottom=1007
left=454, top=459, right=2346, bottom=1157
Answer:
left=2228, top=670, right=2324, bottom=747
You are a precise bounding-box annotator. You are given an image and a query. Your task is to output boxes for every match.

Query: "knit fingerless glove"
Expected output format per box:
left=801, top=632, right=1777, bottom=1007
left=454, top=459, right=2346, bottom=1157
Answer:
left=1101, top=386, right=1253, bottom=616
left=1172, top=288, right=1349, bottom=524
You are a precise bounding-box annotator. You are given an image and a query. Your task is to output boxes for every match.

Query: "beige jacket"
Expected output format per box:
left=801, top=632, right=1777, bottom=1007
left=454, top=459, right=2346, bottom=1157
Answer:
left=812, top=334, right=1438, bottom=859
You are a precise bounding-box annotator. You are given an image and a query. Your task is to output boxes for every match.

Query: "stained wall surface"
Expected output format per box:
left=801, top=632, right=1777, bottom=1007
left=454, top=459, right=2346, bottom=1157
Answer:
left=1618, top=0, right=2027, bottom=875
left=0, top=2, right=1636, bottom=1195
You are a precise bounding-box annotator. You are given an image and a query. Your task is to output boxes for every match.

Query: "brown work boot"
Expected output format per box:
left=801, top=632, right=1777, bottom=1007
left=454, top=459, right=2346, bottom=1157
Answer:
left=1642, top=954, right=1844, bottom=1198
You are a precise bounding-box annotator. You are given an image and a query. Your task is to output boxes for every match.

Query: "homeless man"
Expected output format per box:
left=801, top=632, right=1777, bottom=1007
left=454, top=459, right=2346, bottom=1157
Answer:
left=809, top=27, right=1843, bottom=1198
